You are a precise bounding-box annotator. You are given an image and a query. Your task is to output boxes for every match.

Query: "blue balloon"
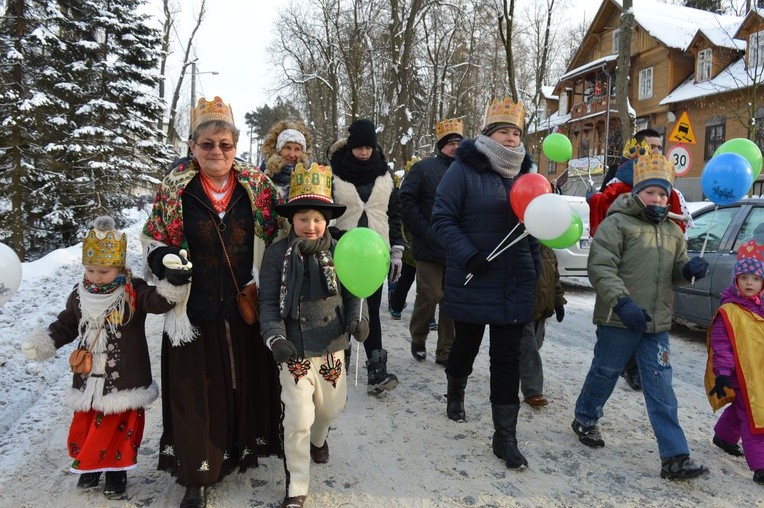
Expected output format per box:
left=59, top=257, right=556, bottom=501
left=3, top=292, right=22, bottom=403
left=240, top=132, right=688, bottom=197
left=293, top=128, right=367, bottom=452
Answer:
left=700, top=152, right=753, bottom=205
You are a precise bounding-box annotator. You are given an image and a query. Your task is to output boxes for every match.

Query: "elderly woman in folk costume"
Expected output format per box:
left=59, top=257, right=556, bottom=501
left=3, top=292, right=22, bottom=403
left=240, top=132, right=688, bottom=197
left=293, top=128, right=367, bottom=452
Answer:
left=260, top=119, right=312, bottom=200
left=142, top=97, right=284, bottom=508
left=431, top=97, right=540, bottom=471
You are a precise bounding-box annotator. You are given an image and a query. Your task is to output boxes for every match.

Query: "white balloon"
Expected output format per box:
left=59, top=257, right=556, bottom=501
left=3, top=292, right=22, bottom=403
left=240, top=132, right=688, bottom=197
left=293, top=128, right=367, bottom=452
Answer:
left=0, top=242, right=22, bottom=307
left=524, top=194, right=574, bottom=240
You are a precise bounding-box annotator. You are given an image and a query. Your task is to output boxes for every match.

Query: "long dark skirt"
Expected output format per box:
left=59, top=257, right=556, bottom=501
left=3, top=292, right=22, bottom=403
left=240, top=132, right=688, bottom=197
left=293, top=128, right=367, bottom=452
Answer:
left=158, top=316, right=282, bottom=487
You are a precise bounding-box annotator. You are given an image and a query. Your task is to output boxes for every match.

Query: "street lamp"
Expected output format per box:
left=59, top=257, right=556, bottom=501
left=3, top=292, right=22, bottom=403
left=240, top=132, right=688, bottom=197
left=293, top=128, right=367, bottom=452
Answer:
left=189, top=61, right=219, bottom=133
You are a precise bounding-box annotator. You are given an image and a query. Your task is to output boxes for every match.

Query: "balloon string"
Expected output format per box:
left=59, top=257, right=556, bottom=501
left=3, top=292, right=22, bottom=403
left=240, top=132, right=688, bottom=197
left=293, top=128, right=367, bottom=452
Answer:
left=464, top=223, right=522, bottom=286
left=692, top=205, right=718, bottom=286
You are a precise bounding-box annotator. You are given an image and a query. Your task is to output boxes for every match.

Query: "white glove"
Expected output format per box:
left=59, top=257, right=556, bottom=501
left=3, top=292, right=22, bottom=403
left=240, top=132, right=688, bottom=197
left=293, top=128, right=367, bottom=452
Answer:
left=162, top=249, right=193, bottom=270
left=22, top=341, right=37, bottom=360
left=389, top=248, right=403, bottom=283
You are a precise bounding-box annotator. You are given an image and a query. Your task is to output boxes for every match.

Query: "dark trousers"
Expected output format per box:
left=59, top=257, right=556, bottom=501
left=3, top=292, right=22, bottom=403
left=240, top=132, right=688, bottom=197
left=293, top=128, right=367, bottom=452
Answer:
left=446, top=321, right=524, bottom=405
left=362, top=285, right=383, bottom=358
left=389, top=262, right=416, bottom=312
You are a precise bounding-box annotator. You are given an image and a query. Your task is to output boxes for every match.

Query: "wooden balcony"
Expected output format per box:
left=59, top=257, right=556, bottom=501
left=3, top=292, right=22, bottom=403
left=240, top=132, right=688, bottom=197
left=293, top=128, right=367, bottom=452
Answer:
left=570, top=94, right=615, bottom=120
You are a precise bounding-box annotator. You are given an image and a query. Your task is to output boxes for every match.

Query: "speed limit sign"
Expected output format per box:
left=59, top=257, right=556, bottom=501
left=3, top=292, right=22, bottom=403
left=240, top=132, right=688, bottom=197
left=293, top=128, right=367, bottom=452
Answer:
left=667, top=145, right=692, bottom=177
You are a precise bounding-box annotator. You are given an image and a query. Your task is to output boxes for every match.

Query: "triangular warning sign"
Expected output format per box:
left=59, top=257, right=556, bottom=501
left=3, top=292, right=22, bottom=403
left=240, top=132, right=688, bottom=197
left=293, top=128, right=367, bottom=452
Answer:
left=668, top=112, right=696, bottom=145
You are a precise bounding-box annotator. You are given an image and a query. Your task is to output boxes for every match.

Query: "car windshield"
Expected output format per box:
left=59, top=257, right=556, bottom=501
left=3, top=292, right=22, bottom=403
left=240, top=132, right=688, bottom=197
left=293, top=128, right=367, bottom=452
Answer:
left=732, top=206, right=764, bottom=251
left=687, top=207, right=738, bottom=253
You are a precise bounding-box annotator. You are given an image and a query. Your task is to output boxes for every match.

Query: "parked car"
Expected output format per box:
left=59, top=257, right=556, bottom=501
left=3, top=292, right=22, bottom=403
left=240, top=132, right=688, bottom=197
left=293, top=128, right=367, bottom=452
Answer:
left=673, top=198, right=764, bottom=328
left=553, top=195, right=590, bottom=277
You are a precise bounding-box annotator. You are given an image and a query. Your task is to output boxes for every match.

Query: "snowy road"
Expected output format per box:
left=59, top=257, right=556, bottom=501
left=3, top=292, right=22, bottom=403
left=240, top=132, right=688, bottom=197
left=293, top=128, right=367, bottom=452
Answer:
left=0, top=215, right=761, bottom=507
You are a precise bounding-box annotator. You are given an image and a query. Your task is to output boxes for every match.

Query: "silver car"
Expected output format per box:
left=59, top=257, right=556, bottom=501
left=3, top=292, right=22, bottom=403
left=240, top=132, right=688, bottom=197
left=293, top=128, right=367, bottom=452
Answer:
left=673, top=198, right=764, bottom=328
left=553, top=195, right=591, bottom=277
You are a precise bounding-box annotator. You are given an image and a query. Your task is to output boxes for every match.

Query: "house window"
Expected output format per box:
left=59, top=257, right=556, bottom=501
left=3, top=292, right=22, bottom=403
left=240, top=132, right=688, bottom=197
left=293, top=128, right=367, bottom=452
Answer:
left=547, top=160, right=557, bottom=175
left=751, top=30, right=764, bottom=68
left=638, top=67, right=653, bottom=100
left=559, top=92, right=569, bottom=115
left=704, top=122, right=725, bottom=160
left=697, top=48, right=712, bottom=82
left=612, top=29, right=620, bottom=53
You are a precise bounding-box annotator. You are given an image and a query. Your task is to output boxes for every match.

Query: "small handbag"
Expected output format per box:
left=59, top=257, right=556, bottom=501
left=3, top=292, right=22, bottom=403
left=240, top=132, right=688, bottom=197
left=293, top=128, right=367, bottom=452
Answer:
left=210, top=211, right=259, bottom=325
left=69, top=324, right=103, bottom=375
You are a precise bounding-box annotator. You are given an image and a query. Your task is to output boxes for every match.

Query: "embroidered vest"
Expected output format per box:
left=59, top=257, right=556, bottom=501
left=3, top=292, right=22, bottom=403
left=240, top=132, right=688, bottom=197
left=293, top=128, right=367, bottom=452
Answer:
left=331, top=174, right=393, bottom=250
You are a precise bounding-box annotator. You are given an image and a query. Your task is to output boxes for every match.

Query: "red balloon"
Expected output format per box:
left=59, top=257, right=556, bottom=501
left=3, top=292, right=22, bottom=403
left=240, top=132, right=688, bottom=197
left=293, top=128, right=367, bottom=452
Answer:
left=509, top=174, right=553, bottom=221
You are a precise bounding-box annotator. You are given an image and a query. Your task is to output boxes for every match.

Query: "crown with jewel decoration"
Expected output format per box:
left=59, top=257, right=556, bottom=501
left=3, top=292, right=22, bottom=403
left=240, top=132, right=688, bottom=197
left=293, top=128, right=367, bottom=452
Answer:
left=82, top=216, right=127, bottom=268
left=435, top=118, right=464, bottom=141
left=482, top=97, right=525, bottom=134
left=275, top=163, right=346, bottom=220
left=633, top=153, right=675, bottom=188
left=191, top=96, right=235, bottom=132
left=622, top=138, right=650, bottom=159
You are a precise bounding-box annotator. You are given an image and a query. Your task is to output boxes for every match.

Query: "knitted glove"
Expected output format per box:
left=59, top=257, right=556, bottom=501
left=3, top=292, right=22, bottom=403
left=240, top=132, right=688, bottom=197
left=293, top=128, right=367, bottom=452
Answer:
left=466, top=254, right=491, bottom=276
left=613, top=297, right=652, bottom=333
left=21, top=341, right=37, bottom=360
left=709, top=375, right=732, bottom=399
left=555, top=305, right=565, bottom=323
left=267, top=336, right=297, bottom=363
left=348, top=319, right=370, bottom=342
left=389, top=248, right=403, bottom=283
left=683, top=256, right=709, bottom=281
left=162, top=249, right=193, bottom=286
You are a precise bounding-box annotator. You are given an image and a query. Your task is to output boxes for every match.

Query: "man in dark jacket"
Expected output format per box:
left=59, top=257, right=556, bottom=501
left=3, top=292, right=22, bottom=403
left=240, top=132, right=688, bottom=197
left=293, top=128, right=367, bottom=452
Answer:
left=398, top=118, right=463, bottom=364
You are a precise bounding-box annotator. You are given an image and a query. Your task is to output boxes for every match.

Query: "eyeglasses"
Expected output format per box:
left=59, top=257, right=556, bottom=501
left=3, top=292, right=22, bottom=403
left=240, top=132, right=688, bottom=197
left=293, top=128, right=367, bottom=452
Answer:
left=195, top=141, right=236, bottom=153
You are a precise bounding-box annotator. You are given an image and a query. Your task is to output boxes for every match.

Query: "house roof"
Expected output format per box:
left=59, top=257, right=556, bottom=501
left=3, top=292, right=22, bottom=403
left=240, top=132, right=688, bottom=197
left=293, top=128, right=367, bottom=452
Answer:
left=659, top=58, right=753, bottom=105
left=541, top=86, right=557, bottom=100
left=560, top=55, right=618, bottom=81
left=526, top=111, right=571, bottom=136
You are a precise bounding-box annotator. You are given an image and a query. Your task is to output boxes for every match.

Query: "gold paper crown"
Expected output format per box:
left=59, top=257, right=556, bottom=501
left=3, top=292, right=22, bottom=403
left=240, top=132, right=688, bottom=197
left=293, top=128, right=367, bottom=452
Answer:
left=622, top=139, right=650, bottom=159
left=191, top=96, right=235, bottom=132
left=82, top=217, right=127, bottom=268
left=287, top=162, right=334, bottom=204
left=435, top=118, right=464, bottom=141
left=482, top=97, right=526, bottom=133
left=633, top=153, right=676, bottom=189
left=404, top=156, right=421, bottom=174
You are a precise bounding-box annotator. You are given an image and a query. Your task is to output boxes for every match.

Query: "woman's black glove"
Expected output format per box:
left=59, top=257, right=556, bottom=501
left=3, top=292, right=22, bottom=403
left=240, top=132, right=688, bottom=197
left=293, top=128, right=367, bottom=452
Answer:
left=466, top=254, right=491, bottom=276
left=147, top=246, right=181, bottom=279
left=709, top=375, right=732, bottom=399
left=162, top=249, right=193, bottom=286
left=555, top=305, right=565, bottom=322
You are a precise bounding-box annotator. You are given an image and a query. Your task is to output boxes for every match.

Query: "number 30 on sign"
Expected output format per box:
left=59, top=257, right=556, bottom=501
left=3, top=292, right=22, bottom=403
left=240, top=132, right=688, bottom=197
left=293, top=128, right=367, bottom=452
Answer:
left=667, top=145, right=692, bottom=177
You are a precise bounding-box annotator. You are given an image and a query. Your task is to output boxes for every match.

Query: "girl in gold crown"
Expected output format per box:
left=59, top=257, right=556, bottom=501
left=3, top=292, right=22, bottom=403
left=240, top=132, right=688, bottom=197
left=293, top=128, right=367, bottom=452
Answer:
left=431, top=97, right=538, bottom=470
left=22, top=216, right=193, bottom=500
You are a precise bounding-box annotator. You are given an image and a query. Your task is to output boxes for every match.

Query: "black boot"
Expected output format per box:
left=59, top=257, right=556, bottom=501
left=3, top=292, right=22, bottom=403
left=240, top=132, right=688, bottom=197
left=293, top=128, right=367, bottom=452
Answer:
left=103, top=471, right=127, bottom=500
left=180, top=486, right=207, bottom=508
left=76, top=471, right=101, bottom=489
left=366, top=349, right=399, bottom=395
left=491, top=404, right=528, bottom=470
left=446, top=374, right=467, bottom=422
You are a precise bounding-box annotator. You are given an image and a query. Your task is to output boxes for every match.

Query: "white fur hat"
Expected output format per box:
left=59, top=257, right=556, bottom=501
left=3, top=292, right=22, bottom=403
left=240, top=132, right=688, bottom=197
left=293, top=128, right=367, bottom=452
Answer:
left=276, top=129, right=307, bottom=153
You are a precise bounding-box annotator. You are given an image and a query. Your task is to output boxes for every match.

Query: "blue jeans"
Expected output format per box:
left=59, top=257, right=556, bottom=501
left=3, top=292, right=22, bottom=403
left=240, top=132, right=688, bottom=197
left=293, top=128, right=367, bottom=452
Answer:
left=574, top=325, right=689, bottom=459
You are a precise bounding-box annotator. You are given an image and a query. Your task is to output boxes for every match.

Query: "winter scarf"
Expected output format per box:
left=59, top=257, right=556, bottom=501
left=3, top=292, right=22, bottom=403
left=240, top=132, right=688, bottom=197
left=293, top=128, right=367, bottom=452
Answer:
left=474, top=135, right=525, bottom=178
left=280, top=232, right=337, bottom=319
left=78, top=273, right=133, bottom=353
left=332, top=149, right=388, bottom=186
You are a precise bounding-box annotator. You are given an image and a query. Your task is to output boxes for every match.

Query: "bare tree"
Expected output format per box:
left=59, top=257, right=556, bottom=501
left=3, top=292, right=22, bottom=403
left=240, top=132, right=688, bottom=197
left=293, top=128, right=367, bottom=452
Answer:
left=165, top=0, right=206, bottom=146
left=497, top=0, right=519, bottom=101
left=156, top=0, right=173, bottom=136
left=615, top=0, right=635, bottom=142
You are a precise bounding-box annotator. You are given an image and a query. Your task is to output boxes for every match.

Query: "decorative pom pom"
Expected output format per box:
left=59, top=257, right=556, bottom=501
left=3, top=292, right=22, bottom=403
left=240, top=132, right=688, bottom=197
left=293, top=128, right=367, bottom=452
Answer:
left=93, top=215, right=116, bottom=232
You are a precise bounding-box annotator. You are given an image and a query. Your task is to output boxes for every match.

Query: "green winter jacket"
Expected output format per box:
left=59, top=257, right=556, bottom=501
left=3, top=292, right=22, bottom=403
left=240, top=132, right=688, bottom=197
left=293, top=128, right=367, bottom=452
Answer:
left=587, top=194, right=689, bottom=332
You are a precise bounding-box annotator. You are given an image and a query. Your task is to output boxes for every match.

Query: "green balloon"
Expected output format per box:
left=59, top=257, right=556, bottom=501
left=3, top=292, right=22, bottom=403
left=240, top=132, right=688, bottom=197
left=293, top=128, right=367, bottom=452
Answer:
left=714, top=138, right=763, bottom=181
left=540, top=213, right=583, bottom=249
left=334, top=227, right=390, bottom=298
left=542, top=133, right=573, bottom=163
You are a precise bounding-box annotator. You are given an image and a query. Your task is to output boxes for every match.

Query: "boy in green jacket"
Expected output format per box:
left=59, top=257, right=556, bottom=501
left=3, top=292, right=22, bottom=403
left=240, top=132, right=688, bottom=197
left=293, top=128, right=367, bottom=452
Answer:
left=571, top=151, right=710, bottom=480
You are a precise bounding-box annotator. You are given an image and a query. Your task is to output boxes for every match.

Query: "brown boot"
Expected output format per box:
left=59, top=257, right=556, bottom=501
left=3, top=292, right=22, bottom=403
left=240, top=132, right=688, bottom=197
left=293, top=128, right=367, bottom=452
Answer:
left=310, top=441, right=329, bottom=464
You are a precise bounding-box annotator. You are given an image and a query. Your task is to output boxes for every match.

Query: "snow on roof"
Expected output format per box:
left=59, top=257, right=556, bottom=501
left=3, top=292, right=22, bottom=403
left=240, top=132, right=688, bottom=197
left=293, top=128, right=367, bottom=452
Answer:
left=541, top=86, right=557, bottom=100
left=560, top=55, right=617, bottom=81
left=659, top=58, right=754, bottom=105
left=696, top=22, right=746, bottom=50
left=526, top=111, right=571, bottom=135
left=613, top=0, right=743, bottom=51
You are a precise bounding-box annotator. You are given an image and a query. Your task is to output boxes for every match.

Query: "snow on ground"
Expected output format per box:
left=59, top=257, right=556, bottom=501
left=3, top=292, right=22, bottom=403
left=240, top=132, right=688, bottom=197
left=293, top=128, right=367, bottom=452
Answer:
left=0, top=211, right=762, bottom=507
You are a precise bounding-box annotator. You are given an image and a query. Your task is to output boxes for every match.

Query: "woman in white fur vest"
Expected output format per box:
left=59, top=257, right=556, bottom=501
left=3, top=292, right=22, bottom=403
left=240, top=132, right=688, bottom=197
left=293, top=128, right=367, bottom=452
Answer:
left=21, top=216, right=193, bottom=501
left=327, top=118, right=406, bottom=395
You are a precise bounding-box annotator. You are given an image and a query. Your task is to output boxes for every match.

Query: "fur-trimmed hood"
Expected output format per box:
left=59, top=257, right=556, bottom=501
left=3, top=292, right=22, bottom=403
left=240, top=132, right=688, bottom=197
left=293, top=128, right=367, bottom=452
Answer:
left=261, top=120, right=312, bottom=177
left=455, top=139, right=534, bottom=176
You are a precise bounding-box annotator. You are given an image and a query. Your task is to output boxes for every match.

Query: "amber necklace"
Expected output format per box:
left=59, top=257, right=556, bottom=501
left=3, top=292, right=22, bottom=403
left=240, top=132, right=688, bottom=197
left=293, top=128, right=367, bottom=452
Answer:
left=200, top=170, right=235, bottom=213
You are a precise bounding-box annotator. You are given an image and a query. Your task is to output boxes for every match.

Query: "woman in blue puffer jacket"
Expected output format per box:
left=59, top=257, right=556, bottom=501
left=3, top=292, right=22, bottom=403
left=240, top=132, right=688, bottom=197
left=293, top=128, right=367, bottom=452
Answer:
left=431, top=97, right=539, bottom=471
